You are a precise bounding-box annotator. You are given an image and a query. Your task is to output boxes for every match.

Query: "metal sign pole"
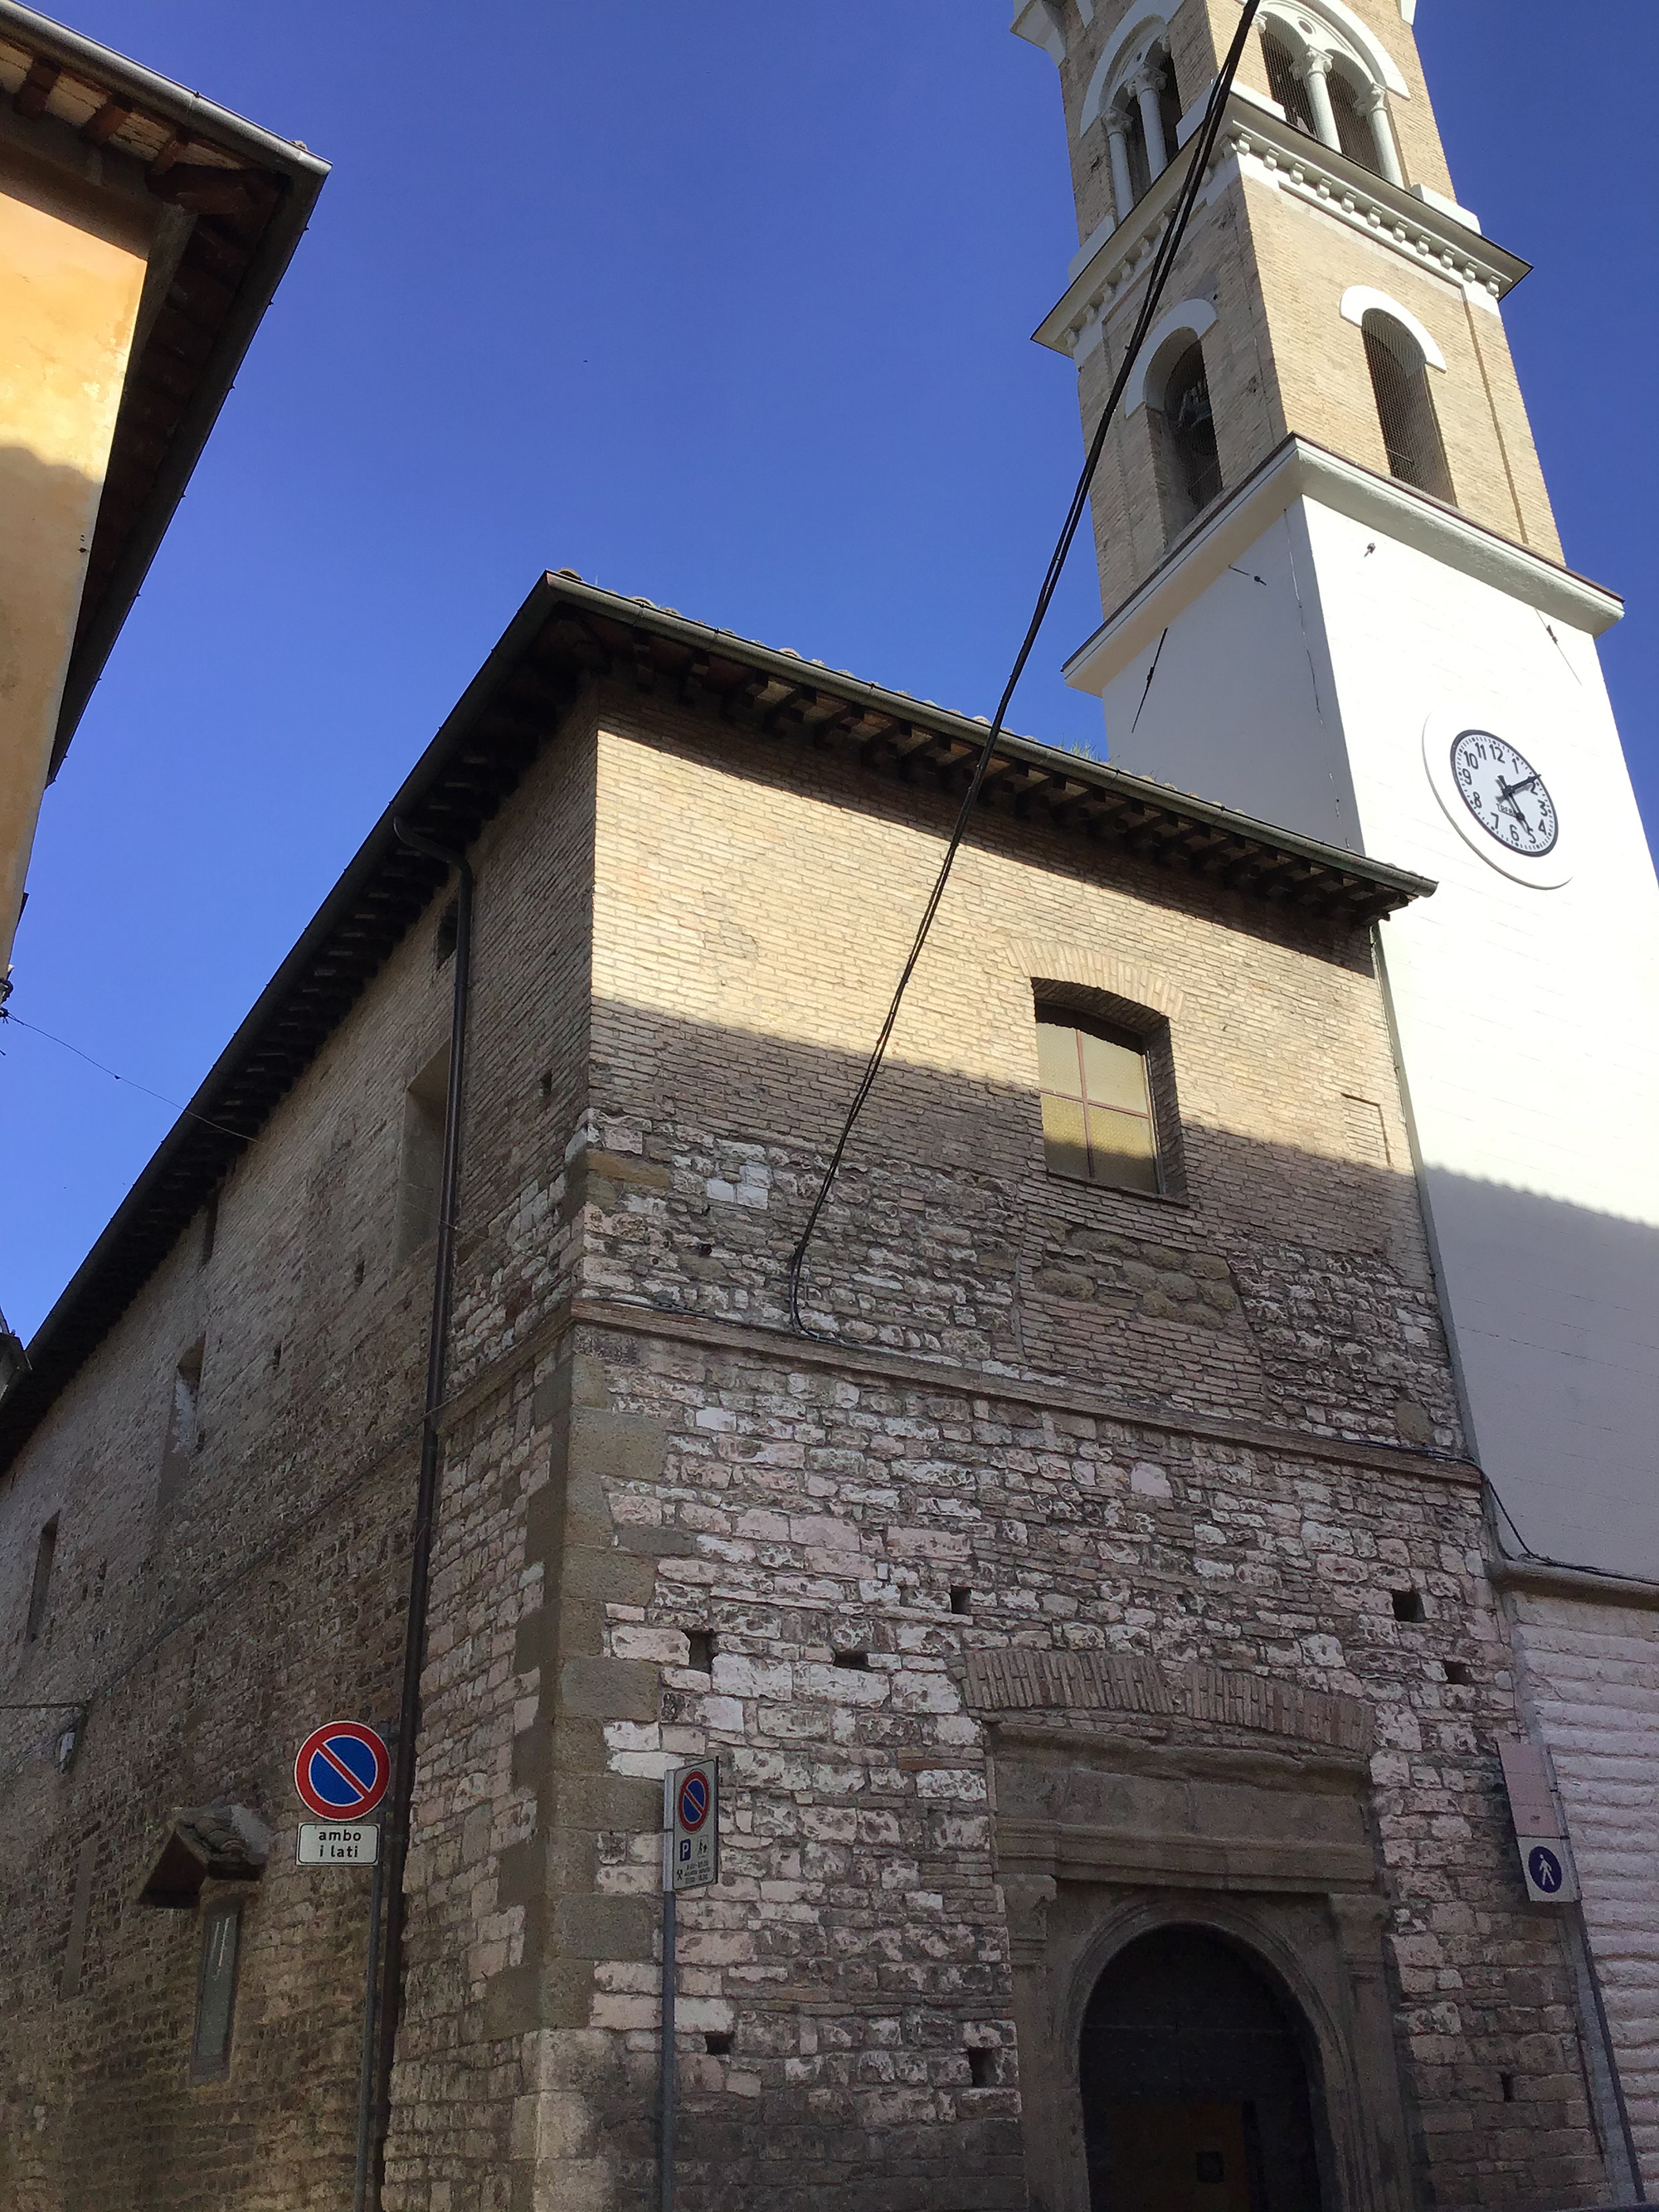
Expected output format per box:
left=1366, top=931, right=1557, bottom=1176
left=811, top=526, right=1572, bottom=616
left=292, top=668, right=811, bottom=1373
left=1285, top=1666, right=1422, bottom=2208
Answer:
left=659, top=1776, right=677, bottom=2212
left=353, top=1847, right=386, bottom=2212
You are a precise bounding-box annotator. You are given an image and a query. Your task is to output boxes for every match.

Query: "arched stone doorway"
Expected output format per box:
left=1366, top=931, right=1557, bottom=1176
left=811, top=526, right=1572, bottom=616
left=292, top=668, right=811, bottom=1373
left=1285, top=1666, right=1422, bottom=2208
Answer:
left=1079, top=1925, right=1326, bottom=2211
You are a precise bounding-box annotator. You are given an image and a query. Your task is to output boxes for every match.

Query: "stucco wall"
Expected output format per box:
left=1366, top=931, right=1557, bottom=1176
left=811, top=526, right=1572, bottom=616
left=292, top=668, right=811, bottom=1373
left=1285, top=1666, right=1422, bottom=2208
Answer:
left=0, top=143, right=151, bottom=968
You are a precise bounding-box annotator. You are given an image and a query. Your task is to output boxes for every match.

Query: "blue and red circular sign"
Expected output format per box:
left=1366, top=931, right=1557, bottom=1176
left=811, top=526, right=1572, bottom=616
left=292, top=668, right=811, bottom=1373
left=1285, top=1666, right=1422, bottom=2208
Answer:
left=294, top=1722, right=389, bottom=1819
left=677, top=1768, right=711, bottom=1832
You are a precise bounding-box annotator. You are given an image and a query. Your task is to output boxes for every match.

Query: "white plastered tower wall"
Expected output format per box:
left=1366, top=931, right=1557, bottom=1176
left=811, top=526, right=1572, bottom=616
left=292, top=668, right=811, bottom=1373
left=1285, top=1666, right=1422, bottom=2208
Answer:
left=1019, top=0, right=1659, bottom=2184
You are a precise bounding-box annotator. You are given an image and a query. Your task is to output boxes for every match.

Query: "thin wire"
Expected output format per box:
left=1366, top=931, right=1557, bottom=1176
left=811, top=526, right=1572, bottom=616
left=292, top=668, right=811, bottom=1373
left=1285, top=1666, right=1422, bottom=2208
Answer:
left=0, top=1009, right=249, bottom=1147
left=1130, top=626, right=1170, bottom=736
left=786, top=2, right=1262, bottom=1336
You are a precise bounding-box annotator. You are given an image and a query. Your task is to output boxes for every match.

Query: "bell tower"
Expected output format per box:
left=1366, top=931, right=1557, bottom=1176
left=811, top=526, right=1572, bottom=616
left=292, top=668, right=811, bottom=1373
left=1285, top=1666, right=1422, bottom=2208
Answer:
left=1018, top=0, right=1659, bottom=2186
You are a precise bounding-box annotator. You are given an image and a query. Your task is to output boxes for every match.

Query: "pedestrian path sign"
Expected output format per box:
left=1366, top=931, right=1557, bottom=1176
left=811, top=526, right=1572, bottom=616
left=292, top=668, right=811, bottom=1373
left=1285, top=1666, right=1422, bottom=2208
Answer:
left=1518, top=1835, right=1578, bottom=1905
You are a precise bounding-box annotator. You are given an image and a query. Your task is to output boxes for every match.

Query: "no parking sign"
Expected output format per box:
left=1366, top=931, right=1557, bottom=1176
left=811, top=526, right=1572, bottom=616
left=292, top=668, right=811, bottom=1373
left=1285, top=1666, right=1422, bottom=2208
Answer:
left=667, top=1759, right=718, bottom=1891
left=294, top=1721, right=389, bottom=1821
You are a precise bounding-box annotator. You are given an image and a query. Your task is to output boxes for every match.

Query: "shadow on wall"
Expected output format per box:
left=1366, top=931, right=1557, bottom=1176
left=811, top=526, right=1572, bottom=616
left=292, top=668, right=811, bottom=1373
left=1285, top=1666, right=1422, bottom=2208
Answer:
left=569, top=993, right=1460, bottom=1455
left=568, top=995, right=1659, bottom=1545
left=1417, top=1171, right=1659, bottom=1578
left=0, top=444, right=108, bottom=936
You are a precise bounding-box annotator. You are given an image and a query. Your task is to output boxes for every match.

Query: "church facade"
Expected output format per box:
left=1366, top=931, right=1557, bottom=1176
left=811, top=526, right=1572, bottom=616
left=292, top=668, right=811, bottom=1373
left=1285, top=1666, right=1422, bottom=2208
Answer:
left=1015, top=0, right=1659, bottom=2185
left=1, top=5, right=1652, bottom=2210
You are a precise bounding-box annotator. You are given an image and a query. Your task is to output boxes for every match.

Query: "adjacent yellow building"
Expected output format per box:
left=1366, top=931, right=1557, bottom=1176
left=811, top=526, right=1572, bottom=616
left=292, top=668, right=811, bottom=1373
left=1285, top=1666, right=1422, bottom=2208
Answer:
left=0, top=3, right=326, bottom=979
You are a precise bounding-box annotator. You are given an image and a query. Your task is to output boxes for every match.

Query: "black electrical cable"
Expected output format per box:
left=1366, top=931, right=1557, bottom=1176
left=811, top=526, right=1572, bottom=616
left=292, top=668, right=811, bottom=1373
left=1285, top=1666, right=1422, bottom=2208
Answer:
left=786, top=0, right=1261, bottom=1337
left=0, top=1007, right=250, bottom=1146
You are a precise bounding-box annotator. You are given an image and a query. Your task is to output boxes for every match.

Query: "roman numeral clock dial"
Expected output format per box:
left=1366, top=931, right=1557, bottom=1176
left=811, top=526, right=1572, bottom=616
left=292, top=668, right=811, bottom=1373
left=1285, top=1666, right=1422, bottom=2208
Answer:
left=1450, top=730, right=1559, bottom=858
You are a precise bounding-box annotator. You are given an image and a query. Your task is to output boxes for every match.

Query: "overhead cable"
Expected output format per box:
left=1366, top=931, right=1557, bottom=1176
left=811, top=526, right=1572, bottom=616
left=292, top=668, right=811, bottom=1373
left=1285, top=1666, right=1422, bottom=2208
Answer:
left=786, top=0, right=1262, bottom=1336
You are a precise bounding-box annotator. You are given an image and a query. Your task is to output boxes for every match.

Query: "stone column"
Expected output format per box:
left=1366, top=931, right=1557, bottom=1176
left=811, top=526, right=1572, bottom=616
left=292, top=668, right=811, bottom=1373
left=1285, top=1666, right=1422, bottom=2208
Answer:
left=1355, top=82, right=1404, bottom=187
left=1106, top=112, right=1136, bottom=222
left=1298, top=49, right=1342, bottom=154
left=1129, top=65, right=1169, bottom=179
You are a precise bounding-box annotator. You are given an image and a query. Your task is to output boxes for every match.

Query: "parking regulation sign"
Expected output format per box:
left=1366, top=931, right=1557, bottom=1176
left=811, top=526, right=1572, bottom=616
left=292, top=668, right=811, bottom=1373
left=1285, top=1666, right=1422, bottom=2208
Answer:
left=294, top=1721, right=389, bottom=1821
left=667, top=1759, right=718, bottom=1891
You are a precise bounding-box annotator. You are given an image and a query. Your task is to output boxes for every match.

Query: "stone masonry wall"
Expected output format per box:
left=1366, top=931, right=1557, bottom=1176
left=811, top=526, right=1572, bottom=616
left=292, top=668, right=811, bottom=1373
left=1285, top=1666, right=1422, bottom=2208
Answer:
left=450, top=695, right=1608, bottom=2209
left=0, top=707, right=597, bottom=2211
left=479, top=1310, right=1604, bottom=2210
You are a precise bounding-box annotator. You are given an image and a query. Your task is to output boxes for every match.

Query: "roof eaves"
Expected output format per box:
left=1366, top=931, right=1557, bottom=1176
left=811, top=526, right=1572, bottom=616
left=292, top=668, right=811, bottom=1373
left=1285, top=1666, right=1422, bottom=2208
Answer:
left=0, top=2, right=331, bottom=775
left=542, top=573, right=1438, bottom=913
left=0, top=571, right=1434, bottom=1470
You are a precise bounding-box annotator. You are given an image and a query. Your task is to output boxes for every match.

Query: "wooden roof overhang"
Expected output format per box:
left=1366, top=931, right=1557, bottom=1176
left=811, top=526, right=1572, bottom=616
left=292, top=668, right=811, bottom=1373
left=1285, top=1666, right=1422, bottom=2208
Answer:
left=0, top=2, right=329, bottom=775
left=0, top=573, right=1434, bottom=1468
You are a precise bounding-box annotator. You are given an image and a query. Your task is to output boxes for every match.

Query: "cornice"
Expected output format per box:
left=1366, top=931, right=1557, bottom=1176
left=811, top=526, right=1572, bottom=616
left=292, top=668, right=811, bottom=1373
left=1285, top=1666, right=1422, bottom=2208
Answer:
left=1063, top=435, right=1624, bottom=696
left=1488, top=1557, right=1659, bottom=1614
left=1035, top=92, right=1528, bottom=365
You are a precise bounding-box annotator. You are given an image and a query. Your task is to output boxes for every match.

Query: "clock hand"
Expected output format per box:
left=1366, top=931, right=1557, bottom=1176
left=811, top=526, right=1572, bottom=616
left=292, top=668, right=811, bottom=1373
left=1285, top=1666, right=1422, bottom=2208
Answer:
left=1498, top=772, right=1541, bottom=803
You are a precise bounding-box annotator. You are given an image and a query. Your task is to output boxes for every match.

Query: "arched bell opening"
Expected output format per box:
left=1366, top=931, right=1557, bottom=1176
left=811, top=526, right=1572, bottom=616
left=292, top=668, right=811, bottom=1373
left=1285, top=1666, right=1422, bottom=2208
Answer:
left=1078, top=1923, right=1328, bottom=2211
left=1361, top=310, right=1454, bottom=503
left=1148, top=337, right=1222, bottom=546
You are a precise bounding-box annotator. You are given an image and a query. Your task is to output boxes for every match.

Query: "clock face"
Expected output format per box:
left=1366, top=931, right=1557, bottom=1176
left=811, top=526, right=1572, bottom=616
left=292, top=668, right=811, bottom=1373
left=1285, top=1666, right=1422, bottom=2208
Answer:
left=1448, top=729, right=1559, bottom=858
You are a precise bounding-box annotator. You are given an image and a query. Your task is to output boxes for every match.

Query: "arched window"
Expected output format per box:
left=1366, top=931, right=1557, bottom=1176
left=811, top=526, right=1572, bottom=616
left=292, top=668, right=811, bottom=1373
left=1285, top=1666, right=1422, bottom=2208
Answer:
left=1326, top=63, right=1379, bottom=172
left=1154, top=48, right=1183, bottom=167
left=1260, top=22, right=1402, bottom=183
left=1262, top=29, right=1316, bottom=136
left=1080, top=1927, right=1326, bottom=2210
left=1362, top=311, right=1453, bottom=501
left=1152, top=338, right=1222, bottom=540
left=1107, top=41, right=1184, bottom=215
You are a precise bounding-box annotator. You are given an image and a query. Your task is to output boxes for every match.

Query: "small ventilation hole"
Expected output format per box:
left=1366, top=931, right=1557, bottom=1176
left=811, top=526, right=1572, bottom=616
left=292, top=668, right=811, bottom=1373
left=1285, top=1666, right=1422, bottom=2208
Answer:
left=1391, top=1589, right=1425, bottom=1623
left=1500, top=2070, right=1515, bottom=2103
left=1443, top=1660, right=1472, bottom=1686
left=966, top=2048, right=995, bottom=2087
left=686, top=1631, right=715, bottom=1675
left=270, top=1342, right=282, bottom=1374
left=833, top=1650, right=869, bottom=1671
left=704, top=2030, right=733, bottom=2056
left=949, top=1587, right=971, bottom=1616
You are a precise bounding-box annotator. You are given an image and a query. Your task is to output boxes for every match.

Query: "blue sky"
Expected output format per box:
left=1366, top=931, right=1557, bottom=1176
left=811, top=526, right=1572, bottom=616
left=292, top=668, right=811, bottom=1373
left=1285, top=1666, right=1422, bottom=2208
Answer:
left=4, top=0, right=1654, bottom=1339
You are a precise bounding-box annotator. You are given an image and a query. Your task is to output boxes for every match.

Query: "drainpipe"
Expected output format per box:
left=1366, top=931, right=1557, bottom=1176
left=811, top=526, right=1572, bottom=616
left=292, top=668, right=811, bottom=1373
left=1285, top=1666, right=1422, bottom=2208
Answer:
left=359, top=821, right=474, bottom=2210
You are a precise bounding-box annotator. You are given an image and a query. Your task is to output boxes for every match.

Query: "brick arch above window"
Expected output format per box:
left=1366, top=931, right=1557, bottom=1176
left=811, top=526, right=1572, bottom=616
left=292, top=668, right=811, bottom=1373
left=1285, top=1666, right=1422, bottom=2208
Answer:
left=1340, top=285, right=1445, bottom=371
left=1000, top=941, right=1185, bottom=1023
left=1122, top=298, right=1217, bottom=417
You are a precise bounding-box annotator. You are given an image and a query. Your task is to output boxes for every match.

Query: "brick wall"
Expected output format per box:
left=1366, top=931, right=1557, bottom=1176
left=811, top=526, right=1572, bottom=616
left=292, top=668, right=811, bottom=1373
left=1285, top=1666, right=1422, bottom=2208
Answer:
left=1045, top=0, right=1562, bottom=615
left=0, top=716, right=596, bottom=2210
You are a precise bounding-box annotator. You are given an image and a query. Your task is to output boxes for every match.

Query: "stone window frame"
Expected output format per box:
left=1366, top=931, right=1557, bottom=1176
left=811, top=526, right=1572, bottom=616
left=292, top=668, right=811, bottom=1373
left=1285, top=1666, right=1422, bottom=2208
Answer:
left=1030, top=979, right=1190, bottom=1203
left=190, top=1894, right=244, bottom=2084
left=987, top=1720, right=1418, bottom=2212
left=1053, top=1894, right=1362, bottom=2209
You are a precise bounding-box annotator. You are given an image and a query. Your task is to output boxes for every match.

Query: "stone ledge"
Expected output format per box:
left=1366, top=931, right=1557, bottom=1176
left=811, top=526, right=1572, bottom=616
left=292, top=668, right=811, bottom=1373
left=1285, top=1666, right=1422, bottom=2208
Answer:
left=567, top=1296, right=1481, bottom=1489
left=1490, top=1558, right=1659, bottom=1614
